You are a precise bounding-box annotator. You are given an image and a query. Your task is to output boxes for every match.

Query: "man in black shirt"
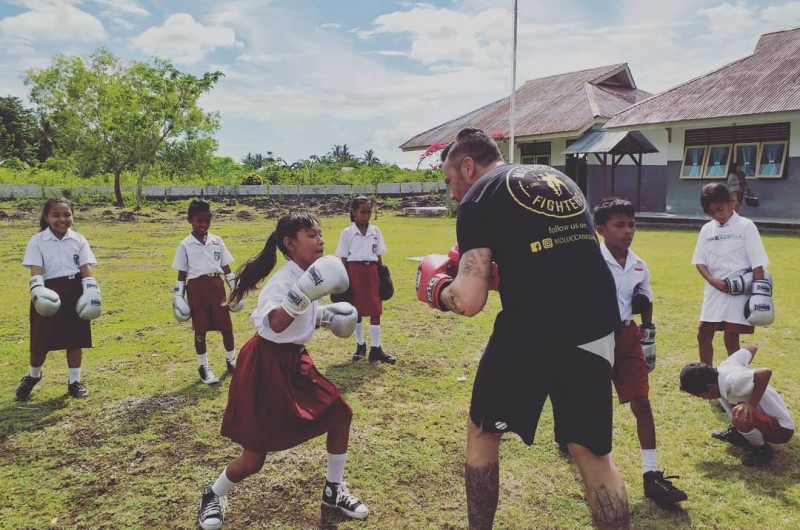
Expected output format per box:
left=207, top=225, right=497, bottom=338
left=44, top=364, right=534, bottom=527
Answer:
left=416, top=128, right=629, bottom=529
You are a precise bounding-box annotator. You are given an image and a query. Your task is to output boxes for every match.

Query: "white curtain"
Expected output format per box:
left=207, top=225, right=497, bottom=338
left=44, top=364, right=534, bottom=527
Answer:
left=760, top=143, right=783, bottom=175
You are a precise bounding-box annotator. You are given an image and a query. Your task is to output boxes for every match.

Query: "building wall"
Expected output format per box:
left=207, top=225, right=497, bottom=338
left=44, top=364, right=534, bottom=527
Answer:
left=583, top=164, right=668, bottom=212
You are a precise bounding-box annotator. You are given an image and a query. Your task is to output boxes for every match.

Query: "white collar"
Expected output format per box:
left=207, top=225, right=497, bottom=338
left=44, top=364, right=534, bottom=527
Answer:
left=42, top=227, right=76, bottom=241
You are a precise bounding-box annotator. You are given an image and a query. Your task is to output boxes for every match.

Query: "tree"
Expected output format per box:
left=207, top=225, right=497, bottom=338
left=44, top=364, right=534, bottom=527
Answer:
left=241, top=152, right=266, bottom=170
left=0, top=96, right=39, bottom=165
left=362, top=149, right=380, bottom=166
left=330, top=144, right=355, bottom=165
left=26, top=48, right=222, bottom=206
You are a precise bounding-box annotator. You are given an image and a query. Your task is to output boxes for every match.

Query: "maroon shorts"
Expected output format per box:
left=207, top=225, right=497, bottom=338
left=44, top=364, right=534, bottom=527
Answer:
left=30, top=275, right=92, bottom=355
left=698, top=321, right=755, bottom=334
left=346, top=261, right=381, bottom=317
left=186, top=275, right=232, bottom=334
left=751, top=409, right=793, bottom=444
left=612, top=323, right=649, bottom=403
left=221, top=336, right=352, bottom=453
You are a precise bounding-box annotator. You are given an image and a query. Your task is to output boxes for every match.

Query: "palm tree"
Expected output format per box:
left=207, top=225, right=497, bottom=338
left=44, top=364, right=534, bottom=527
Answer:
left=362, top=149, right=380, bottom=166
left=330, top=144, right=353, bottom=164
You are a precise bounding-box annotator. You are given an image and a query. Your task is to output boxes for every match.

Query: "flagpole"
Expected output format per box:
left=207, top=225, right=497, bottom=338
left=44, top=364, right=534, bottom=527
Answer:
left=509, top=0, right=518, bottom=163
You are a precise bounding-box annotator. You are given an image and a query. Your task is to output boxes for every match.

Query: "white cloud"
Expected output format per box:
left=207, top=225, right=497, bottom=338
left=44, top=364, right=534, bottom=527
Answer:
left=319, top=22, right=341, bottom=29
left=90, top=0, right=148, bottom=17
left=0, top=0, right=107, bottom=43
left=131, top=13, right=236, bottom=65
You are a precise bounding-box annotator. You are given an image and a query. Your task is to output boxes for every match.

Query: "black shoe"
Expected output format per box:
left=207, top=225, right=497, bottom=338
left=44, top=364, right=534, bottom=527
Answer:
left=742, top=443, right=772, bottom=467
left=226, top=357, right=236, bottom=374
left=711, top=426, right=750, bottom=447
left=198, top=486, right=227, bottom=530
left=15, top=375, right=41, bottom=400
left=321, top=480, right=368, bottom=519
left=199, top=365, right=220, bottom=384
left=368, top=346, right=396, bottom=364
left=352, top=343, right=366, bottom=361
left=68, top=381, right=90, bottom=398
left=643, top=470, right=688, bottom=504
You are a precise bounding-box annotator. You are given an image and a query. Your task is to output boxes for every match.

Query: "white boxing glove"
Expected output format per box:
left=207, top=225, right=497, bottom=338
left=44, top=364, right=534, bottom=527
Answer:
left=76, top=277, right=102, bottom=320
left=745, top=273, right=774, bottom=326
left=724, top=271, right=753, bottom=295
left=173, top=280, right=191, bottom=322
left=281, top=255, right=349, bottom=317
left=225, top=273, right=244, bottom=313
left=316, top=302, right=358, bottom=338
left=29, top=275, right=61, bottom=317
left=640, top=324, right=656, bottom=373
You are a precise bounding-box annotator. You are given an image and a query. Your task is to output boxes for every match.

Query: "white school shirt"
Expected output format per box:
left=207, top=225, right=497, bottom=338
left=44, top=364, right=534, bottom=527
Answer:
left=335, top=224, right=387, bottom=262
left=22, top=227, right=97, bottom=279
left=600, top=243, right=652, bottom=322
left=171, top=232, right=234, bottom=280
left=717, top=348, right=794, bottom=430
left=249, top=260, right=317, bottom=344
left=691, top=212, right=769, bottom=324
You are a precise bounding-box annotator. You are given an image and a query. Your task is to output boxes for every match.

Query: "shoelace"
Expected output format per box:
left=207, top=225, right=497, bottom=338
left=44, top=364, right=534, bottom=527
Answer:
left=336, top=483, right=362, bottom=508
left=654, top=472, right=681, bottom=491
left=201, top=493, right=223, bottom=518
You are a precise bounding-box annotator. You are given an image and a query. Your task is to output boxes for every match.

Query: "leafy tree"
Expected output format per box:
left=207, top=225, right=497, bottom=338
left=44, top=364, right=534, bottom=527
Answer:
left=26, top=48, right=222, bottom=206
left=329, top=144, right=356, bottom=165
left=241, top=152, right=266, bottom=170
left=0, top=96, right=38, bottom=165
left=362, top=149, right=380, bottom=166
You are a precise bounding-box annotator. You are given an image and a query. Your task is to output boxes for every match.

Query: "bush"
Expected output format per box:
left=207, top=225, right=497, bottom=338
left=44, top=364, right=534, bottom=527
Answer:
left=241, top=172, right=263, bottom=185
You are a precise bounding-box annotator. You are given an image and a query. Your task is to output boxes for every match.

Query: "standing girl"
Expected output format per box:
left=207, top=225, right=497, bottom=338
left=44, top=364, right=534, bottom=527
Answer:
left=335, top=196, right=395, bottom=364
left=197, top=212, right=367, bottom=530
left=16, top=197, right=102, bottom=400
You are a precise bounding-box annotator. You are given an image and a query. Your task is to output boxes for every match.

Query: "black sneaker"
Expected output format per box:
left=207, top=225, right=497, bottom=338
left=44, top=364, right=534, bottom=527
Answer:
left=15, top=375, right=41, bottom=400
left=643, top=470, right=688, bottom=504
left=711, top=426, right=750, bottom=447
left=742, top=443, right=773, bottom=467
left=199, top=365, right=220, bottom=384
left=198, top=486, right=227, bottom=530
left=226, top=357, right=236, bottom=374
left=321, top=480, right=368, bottom=519
left=368, top=346, right=396, bottom=364
left=68, top=381, right=90, bottom=398
left=352, top=343, right=367, bottom=361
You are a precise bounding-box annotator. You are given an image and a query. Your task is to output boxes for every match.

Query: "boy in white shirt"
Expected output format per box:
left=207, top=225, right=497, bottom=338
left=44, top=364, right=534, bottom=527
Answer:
left=680, top=344, right=794, bottom=466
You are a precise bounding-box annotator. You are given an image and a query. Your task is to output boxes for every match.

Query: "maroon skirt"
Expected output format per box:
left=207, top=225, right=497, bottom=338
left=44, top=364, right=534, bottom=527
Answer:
left=30, top=275, right=91, bottom=355
left=221, top=335, right=351, bottom=452
left=187, top=275, right=232, bottom=333
left=346, top=261, right=381, bottom=317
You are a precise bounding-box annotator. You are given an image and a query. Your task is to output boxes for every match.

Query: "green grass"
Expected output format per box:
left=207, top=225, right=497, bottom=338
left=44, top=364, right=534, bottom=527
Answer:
left=0, top=200, right=798, bottom=529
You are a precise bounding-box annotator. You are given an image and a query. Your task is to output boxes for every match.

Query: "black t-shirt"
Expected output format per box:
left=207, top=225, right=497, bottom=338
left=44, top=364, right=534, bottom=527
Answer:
left=457, top=164, right=620, bottom=347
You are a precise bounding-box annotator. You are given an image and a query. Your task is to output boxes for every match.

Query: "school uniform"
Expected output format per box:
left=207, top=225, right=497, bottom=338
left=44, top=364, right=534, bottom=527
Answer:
left=221, top=260, right=352, bottom=453
left=172, top=232, right=234, bottom=333
left=335, top=224, right=387, bottom=317
left=601, top=244, right=650, bottom=404
left=718, top=348, right=794, bottom=442
left=691, top=212, right=769, bottom=330
left=22, top=227, right=97, bottom=355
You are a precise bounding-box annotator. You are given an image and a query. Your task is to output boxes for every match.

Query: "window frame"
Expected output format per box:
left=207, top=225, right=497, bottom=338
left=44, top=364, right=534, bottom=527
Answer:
left=734, top=143, right=760, bottom=178
left=756, top=141, right=787, bottom=178
left=702, top=144, right=732, bottom=179
left=680, top=145, right=707, bottom=179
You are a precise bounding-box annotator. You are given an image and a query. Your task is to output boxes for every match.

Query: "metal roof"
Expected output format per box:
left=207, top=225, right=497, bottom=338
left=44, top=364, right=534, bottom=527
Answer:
left=606, top=27, right=800, bottom=129
left=562, top=130, right=658, bottom=155
left=400, top=64, right=652, bottom=151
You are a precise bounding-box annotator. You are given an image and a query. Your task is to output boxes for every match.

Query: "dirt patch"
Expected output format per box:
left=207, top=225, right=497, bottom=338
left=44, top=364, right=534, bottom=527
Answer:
left=104, top=395, right=193, bottom=434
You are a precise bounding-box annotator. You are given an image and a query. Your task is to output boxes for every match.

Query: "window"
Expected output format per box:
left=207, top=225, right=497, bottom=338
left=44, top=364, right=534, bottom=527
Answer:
left=757, top=141, right=787, bottom=178
left=520, top=142, right=551, bottom=165
left=734, top=143, right=759, bottom=177
left=680, top=146, right=706, bottom=178
left=703, top=144, right=732, bottom=178
left=522, top=154, right=550, bottom=165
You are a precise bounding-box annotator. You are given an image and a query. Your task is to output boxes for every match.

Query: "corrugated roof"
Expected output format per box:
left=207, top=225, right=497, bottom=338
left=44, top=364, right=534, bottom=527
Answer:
left=562, top=130, right=659, bottom=155
left=606, top=27, right=800, bottom=129
left=400, top=64, right=652, bottom=151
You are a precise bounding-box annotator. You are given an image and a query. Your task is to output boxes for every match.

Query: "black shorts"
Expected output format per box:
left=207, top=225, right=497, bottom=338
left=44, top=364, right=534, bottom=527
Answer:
left=469, top=334, right=613, bottom=456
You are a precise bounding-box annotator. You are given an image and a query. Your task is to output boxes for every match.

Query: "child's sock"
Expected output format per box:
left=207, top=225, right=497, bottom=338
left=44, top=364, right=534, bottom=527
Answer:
left=30, top=365, right=43, bottom=378
left=355, top=322, right=364, bottom=345
left=369, top=325, right=381, bottom=348
left=197, top=353, right=209, bottom=366
left=326, top=452, right=347, bottom=484
left=641, top=449, right=659, bottom=473
left=68, top=367, right=81, bottom=384
left=225, top=350, right=236, bottom=362
left=740, top=428, right=765, bottom=446
left=211, top=468, right=238, bottom=497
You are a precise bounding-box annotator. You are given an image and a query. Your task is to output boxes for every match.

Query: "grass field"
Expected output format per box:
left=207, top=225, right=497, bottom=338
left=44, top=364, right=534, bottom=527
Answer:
left=1, top=199, right=798, bottom=530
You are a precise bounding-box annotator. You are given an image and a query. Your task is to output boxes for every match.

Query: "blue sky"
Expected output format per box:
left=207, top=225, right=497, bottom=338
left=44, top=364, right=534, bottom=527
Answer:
left=1, top=0, right=799, bottom=167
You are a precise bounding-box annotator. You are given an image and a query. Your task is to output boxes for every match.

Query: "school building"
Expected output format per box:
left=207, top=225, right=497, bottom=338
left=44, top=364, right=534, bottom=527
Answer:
left=400, top=26, right=800, bottom=225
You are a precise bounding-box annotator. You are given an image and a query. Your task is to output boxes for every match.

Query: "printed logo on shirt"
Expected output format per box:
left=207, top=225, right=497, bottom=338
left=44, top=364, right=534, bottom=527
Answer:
left=706, top=233, right=744, bottom=242
left=634, top=266, right=644, bottom=272
left=214, top=251, right=220, bottom=261
left=372, top=243, right=377, bottom=254
left=73, top=254, right=79, bottom=266
left=506, top=165, right=585, bottom=219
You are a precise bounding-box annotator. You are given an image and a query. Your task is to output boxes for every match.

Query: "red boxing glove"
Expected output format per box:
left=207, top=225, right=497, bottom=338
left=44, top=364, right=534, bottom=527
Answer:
left=416, top=254, right=454, bottom=311
left=450, top=243, right=500, bottom=291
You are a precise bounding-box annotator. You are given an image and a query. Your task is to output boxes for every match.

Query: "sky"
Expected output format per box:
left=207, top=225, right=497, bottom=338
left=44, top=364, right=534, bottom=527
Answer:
left=1, top=1, right=799, bottom=168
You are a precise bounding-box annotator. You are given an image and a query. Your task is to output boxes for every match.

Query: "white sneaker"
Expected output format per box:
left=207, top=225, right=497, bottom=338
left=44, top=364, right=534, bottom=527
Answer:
left=198, top=365, right=219, bottom=384
left=198, top=486, right=227, bottom=530
left=321, top=480, right=368, bottom=519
